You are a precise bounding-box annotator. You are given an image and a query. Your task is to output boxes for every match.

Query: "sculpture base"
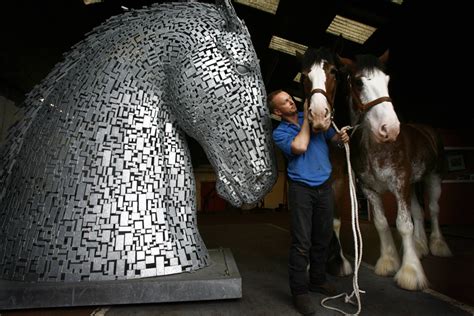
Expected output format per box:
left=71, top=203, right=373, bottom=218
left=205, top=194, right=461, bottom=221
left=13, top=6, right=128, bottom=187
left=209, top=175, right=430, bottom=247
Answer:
left=0, top=248, right=241, bottom=310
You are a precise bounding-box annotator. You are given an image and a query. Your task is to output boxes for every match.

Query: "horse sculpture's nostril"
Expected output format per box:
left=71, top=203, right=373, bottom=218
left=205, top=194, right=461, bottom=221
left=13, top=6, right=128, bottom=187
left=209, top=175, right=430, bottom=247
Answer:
left=253, top=170, right=273, bottom=192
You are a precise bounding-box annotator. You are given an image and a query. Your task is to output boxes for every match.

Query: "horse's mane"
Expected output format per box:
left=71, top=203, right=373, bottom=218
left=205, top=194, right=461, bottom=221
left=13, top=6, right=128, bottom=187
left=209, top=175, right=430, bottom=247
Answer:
left=301, top=47, right=337, bottom=71
left=354, top=53, right=386, bottom=74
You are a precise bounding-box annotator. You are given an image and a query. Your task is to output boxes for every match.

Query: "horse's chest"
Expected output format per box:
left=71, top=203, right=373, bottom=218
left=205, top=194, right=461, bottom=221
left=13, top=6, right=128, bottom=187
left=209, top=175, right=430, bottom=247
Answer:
left=353, top=151, right=402, bottom=191
left=358, top=166, right=396, bottom=191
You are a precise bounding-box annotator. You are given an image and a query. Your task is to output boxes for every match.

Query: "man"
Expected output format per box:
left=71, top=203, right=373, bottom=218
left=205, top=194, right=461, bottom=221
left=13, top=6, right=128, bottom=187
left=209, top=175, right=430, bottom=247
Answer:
left=268, top=89, right=349, bottom=315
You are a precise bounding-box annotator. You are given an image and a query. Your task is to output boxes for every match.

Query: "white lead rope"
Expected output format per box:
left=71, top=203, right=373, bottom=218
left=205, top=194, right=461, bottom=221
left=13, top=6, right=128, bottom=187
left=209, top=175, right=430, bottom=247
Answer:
left=321, top=122, right=365, bottom=315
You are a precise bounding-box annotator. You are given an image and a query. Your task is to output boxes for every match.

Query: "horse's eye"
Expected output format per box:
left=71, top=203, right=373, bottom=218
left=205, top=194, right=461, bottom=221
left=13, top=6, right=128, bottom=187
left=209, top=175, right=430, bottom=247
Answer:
left=354, top=78, right=363, bottom=88
left=236, top=64, right=251, bottom=75
left=330, top=68, right=338, bottom=75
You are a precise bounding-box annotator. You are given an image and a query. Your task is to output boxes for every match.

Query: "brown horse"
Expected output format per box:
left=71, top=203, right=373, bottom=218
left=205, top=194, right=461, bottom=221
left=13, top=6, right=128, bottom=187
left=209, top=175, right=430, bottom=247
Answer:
left=301, top=47, right=452, bottom=291
left=298, top=47, right=353, bottom=278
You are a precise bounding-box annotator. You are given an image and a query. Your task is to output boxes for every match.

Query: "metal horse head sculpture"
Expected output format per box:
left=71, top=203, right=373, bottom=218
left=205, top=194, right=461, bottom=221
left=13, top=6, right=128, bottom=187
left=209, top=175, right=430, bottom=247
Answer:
left=0, top=0, right=277, bottom=282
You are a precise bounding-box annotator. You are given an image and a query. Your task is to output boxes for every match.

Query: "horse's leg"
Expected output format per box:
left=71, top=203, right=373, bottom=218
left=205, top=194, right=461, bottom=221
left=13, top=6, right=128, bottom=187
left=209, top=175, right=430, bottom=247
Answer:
left=410, top=184, right=429, bottom=258
left=326, top=170, right=353, bottom=276
left=393, top=186, right=429, bottom=290
left=330, top=218, right=353, bottom=276
left=363, top=188, right=400, bottom=276
left=425, top=173, right=452, bottom=256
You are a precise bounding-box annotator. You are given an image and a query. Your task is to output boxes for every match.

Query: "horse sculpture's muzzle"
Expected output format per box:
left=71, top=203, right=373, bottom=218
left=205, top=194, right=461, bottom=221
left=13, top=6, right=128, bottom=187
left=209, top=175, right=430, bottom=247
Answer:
left=216, top=168, right=275, bottom=207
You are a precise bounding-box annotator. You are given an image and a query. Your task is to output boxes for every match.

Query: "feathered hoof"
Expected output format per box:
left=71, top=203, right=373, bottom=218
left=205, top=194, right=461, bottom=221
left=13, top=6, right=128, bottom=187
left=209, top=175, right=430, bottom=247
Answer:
left=430, top=238, right=453, bottom=257
left=326, top=257, right=353, bottom=276
left=375, top=255, right=400, bottom=276
left=414, top=239, right=429, bottom=258
left=394, top=264, right=429, bottom=291
left=341, top=258, right=353, bottom=276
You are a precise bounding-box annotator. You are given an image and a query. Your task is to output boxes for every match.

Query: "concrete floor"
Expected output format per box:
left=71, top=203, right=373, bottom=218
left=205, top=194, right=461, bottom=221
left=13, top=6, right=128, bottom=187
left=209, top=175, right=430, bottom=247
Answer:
left=1, top=210, right=473, bottom=315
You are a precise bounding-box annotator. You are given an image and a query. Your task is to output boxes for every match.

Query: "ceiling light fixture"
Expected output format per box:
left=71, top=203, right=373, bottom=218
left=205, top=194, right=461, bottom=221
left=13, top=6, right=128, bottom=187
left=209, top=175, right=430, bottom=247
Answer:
left=234, top=0, right=280, bottom=15
left=293, top=72, right=302, bottom=83
left=326, top=15, right=376, bottom=44
left=268, top=36, right=307, bottom=56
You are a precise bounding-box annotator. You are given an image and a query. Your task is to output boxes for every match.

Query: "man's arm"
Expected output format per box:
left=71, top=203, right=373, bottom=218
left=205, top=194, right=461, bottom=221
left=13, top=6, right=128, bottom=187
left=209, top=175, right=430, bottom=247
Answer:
left=291, top=99, right=311, bottom=155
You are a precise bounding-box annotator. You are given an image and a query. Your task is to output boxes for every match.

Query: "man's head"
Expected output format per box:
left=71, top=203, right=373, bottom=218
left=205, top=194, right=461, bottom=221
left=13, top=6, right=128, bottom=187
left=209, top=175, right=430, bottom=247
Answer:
left=267, top=90, right=298, bottom=119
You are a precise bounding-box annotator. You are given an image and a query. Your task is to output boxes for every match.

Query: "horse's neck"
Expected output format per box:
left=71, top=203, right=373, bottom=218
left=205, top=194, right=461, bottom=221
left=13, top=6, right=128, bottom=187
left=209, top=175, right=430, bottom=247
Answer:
left=348, top=98, right=361, bottom=128
left=349, top=119, right=377, bottom=169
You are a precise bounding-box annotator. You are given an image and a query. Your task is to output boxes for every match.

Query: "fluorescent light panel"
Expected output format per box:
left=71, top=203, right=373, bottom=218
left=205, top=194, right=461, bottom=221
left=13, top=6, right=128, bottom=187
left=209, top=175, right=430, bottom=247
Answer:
left=326, top=15, right=376, bottom=44
left=83, top=0, right=103, bottom=4
left=234, top=0, right=280, bottom=14
left=293, top=96, right=303, bottom=102
left=268, top=36, right=307, bottom=56
left=293, top=72, right=302, bottom=83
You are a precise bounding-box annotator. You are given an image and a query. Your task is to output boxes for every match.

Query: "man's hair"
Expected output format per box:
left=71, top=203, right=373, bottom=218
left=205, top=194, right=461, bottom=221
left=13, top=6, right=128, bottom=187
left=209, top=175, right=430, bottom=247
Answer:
left=267, top=89, right=283, bottom=114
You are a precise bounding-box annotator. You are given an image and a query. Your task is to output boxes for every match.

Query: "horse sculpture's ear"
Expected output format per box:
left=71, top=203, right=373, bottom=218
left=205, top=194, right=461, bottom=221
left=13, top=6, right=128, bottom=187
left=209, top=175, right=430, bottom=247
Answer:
left=217, top=0, right=244, bottom=33
left=379, top=49, right=389, bottom=65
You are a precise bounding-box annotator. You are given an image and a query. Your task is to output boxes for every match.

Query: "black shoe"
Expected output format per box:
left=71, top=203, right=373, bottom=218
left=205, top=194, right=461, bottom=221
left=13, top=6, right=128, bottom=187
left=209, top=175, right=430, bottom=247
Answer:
left=292, top=293, right=315, bottom=315
left=309, top=281, right=337, bottom=296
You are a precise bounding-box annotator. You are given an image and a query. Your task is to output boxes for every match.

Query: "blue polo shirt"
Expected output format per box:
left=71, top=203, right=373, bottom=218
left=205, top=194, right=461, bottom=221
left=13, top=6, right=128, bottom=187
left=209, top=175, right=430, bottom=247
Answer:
left=273, top=112, right=336, bottom=187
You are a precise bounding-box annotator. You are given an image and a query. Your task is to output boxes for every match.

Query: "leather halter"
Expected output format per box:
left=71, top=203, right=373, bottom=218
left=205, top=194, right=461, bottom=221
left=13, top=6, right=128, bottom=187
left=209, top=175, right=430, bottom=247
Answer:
left=348, top=76, right=392, bottom=113
left=307, top=81, right=337, bottom=119
left=309, top=88, right=334, bottom=108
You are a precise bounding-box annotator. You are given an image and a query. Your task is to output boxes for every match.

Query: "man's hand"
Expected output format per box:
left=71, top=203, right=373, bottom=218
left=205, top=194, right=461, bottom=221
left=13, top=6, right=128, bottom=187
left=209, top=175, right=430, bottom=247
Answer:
left=332, top=126, right=350, bottom=147
left=338, top=126, right=350, bottom=144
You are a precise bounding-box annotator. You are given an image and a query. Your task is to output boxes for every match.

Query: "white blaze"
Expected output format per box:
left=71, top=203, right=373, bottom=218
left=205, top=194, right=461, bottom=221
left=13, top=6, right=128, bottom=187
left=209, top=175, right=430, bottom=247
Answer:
left=361, top=69, right=400, bottom=142
left=307, top=61, right=331, bottom=131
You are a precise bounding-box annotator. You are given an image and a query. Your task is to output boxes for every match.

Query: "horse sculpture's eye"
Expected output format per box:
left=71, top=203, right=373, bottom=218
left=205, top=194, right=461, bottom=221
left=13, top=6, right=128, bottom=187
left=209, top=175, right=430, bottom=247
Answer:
left=236, top=64, right=251, bottom=75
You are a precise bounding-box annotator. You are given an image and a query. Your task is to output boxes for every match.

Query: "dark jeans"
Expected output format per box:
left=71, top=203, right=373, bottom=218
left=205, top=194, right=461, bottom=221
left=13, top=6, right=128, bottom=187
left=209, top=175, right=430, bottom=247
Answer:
left=288, top=178, right=334, bottom=295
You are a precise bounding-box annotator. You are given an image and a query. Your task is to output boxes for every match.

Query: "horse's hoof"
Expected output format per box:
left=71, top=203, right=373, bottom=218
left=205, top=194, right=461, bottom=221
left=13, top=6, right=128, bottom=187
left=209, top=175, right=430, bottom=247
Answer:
left=375, top=255, right=400, bottom=276
left=430, top=238, right=453, bottom=257
left=394, top=264, right=429, bottom=291
left=414, top=240, right=429, bottom=258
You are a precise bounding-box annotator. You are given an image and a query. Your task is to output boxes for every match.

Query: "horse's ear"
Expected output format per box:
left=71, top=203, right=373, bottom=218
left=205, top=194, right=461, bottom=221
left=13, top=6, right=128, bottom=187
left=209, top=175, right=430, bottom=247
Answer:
left=337, top=55, right=354, bottom=68
left=379, top=49, right=389, bottom=65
